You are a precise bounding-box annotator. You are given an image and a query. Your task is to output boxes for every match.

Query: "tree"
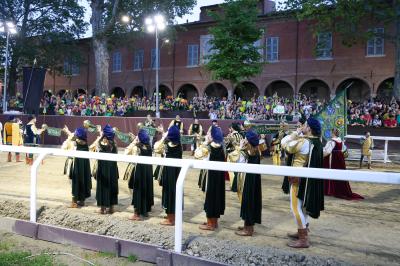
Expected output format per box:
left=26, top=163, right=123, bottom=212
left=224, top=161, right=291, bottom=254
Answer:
left=205, top=0, right=264, bottom=93
left=0, top=0, right=87, bottom=95
left=281, top=0, right=400, bottom=100
left=89, top=0, right=196, bottom=95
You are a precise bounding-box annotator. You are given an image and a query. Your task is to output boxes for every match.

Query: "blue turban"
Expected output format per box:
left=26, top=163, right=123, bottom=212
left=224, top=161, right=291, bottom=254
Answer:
left=211, top=126, right=223, bottom=144
left=8, top=115, right=15, bottom=121
left=138, top=128, right=150, bottom=145
left=103, top=124, right=115, bottom=140
left=307, top=117, right=321, bottom=135
left=167, top=125, right=180, bottom=143
left=74, top=127, right=87, bottom=141
left=246, top=130, right=259, bottom=147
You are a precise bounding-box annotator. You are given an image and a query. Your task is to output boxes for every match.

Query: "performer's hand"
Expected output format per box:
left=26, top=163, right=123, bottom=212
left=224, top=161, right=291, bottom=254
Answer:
left=96, top=125, right=102, bottom=134
left=129, top=132, right=135, bottom=139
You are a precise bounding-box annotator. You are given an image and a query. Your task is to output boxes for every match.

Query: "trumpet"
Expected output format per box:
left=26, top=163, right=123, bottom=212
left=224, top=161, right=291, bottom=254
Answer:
left=83, top=120, right=100, bottom=133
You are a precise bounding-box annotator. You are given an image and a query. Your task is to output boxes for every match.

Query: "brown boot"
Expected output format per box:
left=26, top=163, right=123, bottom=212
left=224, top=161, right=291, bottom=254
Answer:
left=25, top=155, right=29, bottom=164
left=68, top=197, right=79, bottom=208
left=287, top=229, right=310, bottom=248
left=214, top=218, right=219, bottom=229
left=235, top=225, right=253, bottom=236
left=199, top=218, right=216, bottom=231
left=7, top=153, right=12, bottom=162
left=287, top=224, right=309, bottom=239
left=16, top=154, right=22, bottom=162
left=160, top=214, right=175, bottom=226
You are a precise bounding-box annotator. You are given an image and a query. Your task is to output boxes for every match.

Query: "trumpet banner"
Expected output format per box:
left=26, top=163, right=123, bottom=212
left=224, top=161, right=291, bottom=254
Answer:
left=46, top=127, right=62, bottom=137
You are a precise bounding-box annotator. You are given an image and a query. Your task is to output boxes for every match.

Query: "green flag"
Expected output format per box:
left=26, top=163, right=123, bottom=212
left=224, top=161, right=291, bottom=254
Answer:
left=115, top=131, right=132, bottom=144
left=142, top=126, right=157, bottom=137
left=181, top=135, right=195, bottom=145
left=47, top=127, right=62, bottom=137
left=315, top=89, right=347, bottom=141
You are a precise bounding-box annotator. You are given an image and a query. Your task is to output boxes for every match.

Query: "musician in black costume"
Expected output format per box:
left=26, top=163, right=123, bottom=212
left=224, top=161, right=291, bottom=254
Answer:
left=93, top=125, right=119, bottom=215
left=124, top=128, right=154, bottom=221
left=235, top=130, right=263, bottom=236
left=154, top=125, right=183, bottom=226
left=199, top=126, right=226, bottom=231
left=168, top=115, right=184, bottom=133
left=188, top=118, right=203, bottom=156
left=63, top=127, right=92, bottom=208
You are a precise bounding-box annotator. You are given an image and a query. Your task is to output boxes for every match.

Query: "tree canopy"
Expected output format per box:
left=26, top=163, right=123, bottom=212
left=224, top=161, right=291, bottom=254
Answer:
left=280, top=0, right=400, bottom=99
left=0, top=0, right=88, bottom=94
left=205, top=0, right=264, bottom=86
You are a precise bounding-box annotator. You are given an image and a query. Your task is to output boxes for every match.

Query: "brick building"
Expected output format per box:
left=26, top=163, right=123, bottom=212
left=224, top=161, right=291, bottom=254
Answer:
left=44, top=0, right=395, bottom=102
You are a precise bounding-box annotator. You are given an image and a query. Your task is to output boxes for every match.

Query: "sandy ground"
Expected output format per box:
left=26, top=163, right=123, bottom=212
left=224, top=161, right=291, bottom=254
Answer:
left=0, top=152, right=399, bottom=265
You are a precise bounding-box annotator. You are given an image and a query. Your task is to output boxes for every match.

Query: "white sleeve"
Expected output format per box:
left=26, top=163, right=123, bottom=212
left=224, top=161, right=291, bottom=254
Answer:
left=238, top=153, right=246, bottom=163
left=323, top=140, right=335, bottom=157
left=299, top=139, right=310, bottom=155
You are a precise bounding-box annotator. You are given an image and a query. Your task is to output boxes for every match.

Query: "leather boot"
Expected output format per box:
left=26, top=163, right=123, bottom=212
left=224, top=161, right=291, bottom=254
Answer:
left=199, top=218, right=215, bottom=231
left=7, top=153, right=12, bottom=162
left=235, top=225, right=253, bottom=236
left=25, top=155, right=29, bottom=164
left=287, top=229, right=310, bottom=248
left=16, top=154, right=22, bottom=162
left=68, top=197, right=79, bottom=208
left=287, top=223, right=309, bottom=239
left=160, top=214, right=175, bottom=226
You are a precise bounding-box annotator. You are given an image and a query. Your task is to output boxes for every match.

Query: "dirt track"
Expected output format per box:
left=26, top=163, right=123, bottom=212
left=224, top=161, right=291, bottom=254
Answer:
left=0, top=152, right=399, bottom=265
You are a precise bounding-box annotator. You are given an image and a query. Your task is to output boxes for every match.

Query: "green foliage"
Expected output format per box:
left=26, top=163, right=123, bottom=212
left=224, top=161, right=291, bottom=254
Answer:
left=96, top=251, right=116, bottom=258
left=205, top=0, right=264, bottom=85
left=0, top=0, right=88, bottom=92
left=127, top=254, right=138, bottom=262
left=281, top=0, right=396, bottom=46
left=0, top=251, right=55, bottom=266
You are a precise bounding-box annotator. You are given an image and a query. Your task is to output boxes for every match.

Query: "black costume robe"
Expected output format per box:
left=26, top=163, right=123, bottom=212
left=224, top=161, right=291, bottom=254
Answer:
left=204, top=144, right=226, bottom=218
left=240, top=152, right=262, bottom=226
left=161, top=142, right=182, bottom=214
left=297, top=137, right=325, bottom=219
left=129, top=144, right=154, bottom=215
left=69, top=140, right=92, bottom=201
left=95, top=140, right=119, bottom=207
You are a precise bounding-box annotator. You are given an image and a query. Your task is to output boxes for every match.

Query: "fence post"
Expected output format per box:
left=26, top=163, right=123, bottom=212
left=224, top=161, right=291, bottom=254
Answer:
left=30, top=152, right=48, bottom=223
left=174, top=162, right=192, bottom=253
left=384, top=139, right=388, bottom=164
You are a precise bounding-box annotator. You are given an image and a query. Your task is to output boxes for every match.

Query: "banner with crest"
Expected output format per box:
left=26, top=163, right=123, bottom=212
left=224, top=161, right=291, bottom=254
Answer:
left=315, top=89, right=347, bottom=141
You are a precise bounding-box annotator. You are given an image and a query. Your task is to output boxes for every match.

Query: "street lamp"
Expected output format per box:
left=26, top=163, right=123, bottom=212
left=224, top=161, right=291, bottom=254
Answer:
left=145, top=14, right=166, bottom=118
left=0, top=21, right=17, bottom=113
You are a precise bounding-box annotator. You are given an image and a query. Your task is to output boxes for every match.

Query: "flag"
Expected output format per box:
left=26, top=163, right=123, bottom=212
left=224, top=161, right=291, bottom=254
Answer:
left=315, top=89, right=347, bottom=141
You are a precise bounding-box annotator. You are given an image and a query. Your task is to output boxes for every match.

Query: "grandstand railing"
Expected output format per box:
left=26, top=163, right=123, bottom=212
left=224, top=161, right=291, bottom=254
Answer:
left=0, top=145, right=399, bottom=254
left=345, top=135, right=400, bottom=163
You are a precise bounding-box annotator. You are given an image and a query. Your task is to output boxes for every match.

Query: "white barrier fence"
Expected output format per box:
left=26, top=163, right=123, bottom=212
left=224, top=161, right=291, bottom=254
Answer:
left=0, top=145, right=400, bottom=254
left=345, top=135, right=400, bottom=163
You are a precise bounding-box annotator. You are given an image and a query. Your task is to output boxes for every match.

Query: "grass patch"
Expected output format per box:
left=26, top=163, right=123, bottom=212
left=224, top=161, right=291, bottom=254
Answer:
left=127, top=254, right=138, bottom=262
left=0, top=241, right=14, bottom=251
left=0, top=251, right=55, bottom=266
left=96, top=251, right=116, bottom=258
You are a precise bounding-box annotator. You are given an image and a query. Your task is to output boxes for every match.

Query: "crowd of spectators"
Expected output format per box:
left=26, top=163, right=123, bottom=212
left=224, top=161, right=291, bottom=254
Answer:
left=1, top=91, right=399, bottom=128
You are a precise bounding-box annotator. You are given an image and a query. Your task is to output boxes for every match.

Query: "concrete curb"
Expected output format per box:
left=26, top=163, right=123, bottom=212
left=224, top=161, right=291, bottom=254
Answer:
left=0, top=216, right=227, bottom=266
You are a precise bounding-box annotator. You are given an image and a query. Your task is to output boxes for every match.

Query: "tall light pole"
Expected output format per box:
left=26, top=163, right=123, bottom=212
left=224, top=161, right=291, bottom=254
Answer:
left=0, top=21, right=17, bottom=113
left=145, top=14, right=166, bottom=118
